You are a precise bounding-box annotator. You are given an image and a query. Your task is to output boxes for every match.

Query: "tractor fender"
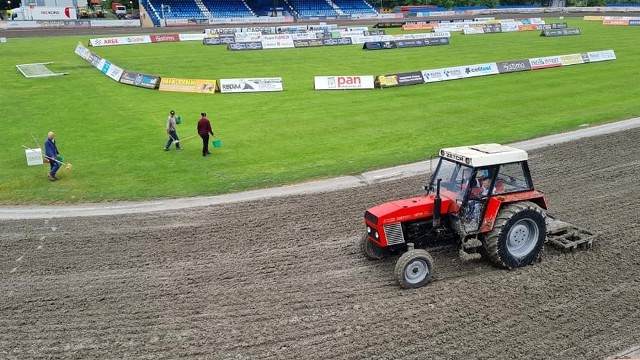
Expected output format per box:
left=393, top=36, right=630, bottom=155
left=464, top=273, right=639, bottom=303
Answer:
left=480, top=191, right=548, bottom=233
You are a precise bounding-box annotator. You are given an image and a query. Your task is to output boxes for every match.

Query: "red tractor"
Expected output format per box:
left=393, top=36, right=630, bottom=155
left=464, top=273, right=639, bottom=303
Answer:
left=362, top=144, right=595, bottom=288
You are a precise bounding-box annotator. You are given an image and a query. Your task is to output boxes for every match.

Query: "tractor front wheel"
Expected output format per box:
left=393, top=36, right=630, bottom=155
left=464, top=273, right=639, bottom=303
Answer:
left=360, top=234, right=386, bottom=260
left=484, top=201, right=546, bottom=269
left=394, top=249, right=435, bottom=289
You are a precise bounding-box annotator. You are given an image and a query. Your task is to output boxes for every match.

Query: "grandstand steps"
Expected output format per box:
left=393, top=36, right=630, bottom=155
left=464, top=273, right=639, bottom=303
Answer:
left=242, top=0, right=256, bottom=16
left=283, top=0, right=299, bottom=17
left=194, top=0, right=212, bottom=18
left=326, top=0, right=345, bottom=15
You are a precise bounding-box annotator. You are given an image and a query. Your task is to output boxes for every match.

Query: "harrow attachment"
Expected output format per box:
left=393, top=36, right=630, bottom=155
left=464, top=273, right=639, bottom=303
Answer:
left=545, top=214, right=597, bottom=250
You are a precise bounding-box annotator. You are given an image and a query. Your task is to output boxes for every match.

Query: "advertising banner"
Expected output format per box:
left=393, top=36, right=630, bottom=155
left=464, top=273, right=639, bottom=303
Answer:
left=277, top=25, right=307, bottom=32
left=88, top=53, right=102, bottom=68
left=363, top=41, right=396, bottom=50
left=203, top=37, right=224, bottom=45
left=100, top=61, right=124, bottom=82
left=440, top=66, right=466, bottom=81
left=516, top=24, right=537, bottom=31
left=461, top=63, right=499, bottom=78
left=219, top=78, right=283, bottom=93
left=373, top=21, right=404, bottom=28
left=603, top=19, right=629, bottom=25
left=240, top=26, right=277, bottom=33
left=496, top=59, right=531, bottom=73
left=559, top=53, right=584, bottom=66
left=529, top=55, right=562, bottom=69
left=150, top=34, right=180, bottom=43
left=228, top=41, right=263, bottom=50
left=585, top=49, right=616, bottom=62
left=234, top=31, right=262, bottom=42
left=322, top=38, right=353, bottom=46
left=314, top=75, right=374, bottom=90
left=119, top=71, right=160, bottom=89
left=261, top=34, right=295, bottom=49
left=376, top=74, right=399, bottom=88
left=205, top=28, right=239, bottom=35
left=483, top=24, right=502, bottom=33
left=630, top=20, right=640, bottom=26
left=376, top=71, right=424, bottom=88
left=159, top=77, right=217, bottom=94
left=463, top=27, right=485, bottom=35
left=541, top=28, right=581, bottom=36
left=421, top=68, right=446, bottom=83
left=89, top=35, right=151, bottom=47
left=395, top=39, right=424, bottom=48
left=402, top=23, right=435, bottom=30
left=293, top=39, right=324, bottom=48
left=395, top=71, right=425, bottom=85
left=74, top=41, right=91, bottom=60
left=178, top=33, right=206, bottom=41
left=89, top=19, right=139, bottom=27
left=424, top=37, right=450, bottom=45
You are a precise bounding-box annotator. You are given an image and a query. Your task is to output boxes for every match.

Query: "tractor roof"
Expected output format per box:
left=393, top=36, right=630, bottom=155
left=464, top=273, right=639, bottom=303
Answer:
left=439, top=143, right=528, bottom=167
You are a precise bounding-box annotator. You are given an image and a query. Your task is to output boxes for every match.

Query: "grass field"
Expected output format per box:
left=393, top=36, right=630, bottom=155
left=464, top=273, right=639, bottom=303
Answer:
left=1, top=18, right=639, bottom=204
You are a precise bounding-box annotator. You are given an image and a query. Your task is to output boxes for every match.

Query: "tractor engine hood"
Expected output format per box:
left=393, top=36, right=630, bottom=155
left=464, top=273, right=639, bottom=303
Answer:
left=366, top=195, right=453, bottom=226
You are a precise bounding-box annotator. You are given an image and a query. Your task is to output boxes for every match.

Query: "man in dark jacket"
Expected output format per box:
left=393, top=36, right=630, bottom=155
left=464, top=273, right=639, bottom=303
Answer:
left=44, top=131, right=61, bottom=181
left=197, top=112, right=214, bottom=157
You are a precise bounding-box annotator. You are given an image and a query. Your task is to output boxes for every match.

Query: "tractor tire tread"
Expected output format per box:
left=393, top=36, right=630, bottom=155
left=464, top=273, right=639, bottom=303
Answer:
left=484, top=201, right=546, bottom=269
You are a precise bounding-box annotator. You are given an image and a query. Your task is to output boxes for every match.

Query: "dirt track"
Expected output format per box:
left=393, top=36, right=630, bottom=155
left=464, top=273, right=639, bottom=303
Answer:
left=2, top=126, right=640, bottom=359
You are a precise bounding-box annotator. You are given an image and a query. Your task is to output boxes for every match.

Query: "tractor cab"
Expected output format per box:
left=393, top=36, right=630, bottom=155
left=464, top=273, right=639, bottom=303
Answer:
left=426, top=144, right=540, bottom=235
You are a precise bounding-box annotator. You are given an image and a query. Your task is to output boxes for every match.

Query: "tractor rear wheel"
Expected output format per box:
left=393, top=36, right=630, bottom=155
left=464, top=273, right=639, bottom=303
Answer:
left=360, top=234, right=386, bottom=260
left=394, top=249, right=435, bottom=289
left=484, top=201, right=546, bottom=269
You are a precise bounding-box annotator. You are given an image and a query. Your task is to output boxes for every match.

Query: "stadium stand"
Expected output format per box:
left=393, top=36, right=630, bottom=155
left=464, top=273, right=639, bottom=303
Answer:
left=331, top=0, right=377, bottom=14
left=286, top=0, right=339, bottom=16
left=139, top=0, right=376, bottom=25
left=202, top=0, right=255, bottom=17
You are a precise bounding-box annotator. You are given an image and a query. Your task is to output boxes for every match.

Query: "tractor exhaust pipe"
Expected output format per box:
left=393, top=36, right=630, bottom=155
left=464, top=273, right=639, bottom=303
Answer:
left=433, top=179, right=442, bottom=228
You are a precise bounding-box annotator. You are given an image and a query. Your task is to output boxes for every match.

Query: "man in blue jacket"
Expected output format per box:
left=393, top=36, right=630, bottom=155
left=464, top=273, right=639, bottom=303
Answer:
left=44, top=131, right=61, bottom=181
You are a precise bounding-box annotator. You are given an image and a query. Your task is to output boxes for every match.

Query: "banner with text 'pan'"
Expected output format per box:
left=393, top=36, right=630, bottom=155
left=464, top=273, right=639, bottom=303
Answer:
left=314, top=76, right=374, bottom=90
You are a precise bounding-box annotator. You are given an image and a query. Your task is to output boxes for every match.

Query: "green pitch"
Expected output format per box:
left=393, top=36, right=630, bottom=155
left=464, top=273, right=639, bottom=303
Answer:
left=1, top=18, right=639, bottom=204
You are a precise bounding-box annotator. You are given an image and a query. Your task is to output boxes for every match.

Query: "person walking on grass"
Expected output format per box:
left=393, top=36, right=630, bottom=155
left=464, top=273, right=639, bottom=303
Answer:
left=164, top=110, right=181, bottom=151
left=44, top=131, right=61, bottom=181
left=197, top=112, right=214, bottom=157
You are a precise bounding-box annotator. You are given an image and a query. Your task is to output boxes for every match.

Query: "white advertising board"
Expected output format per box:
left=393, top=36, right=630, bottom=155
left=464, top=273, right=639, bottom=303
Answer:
left=25, top=148, right=43, bottom=166
left=89, top=35, right=151, bottom=47
left=100, top=61, right=124, bottom=81
left=261, top=34, right=295, bottom=49
left=314, top=75, right=375, bottom=90
left=234, top=31, right=262, bottom=42
left=74, top=42, right=91, bottom=59
left=461, top=63, right=500, bottom=78
left=178, top=33, right=207, bottom=41
left=219, top=78, right=283, bottom=93
left=529, top=55, right=563, bottom=69
left=587, top=49, right=616, bottom=62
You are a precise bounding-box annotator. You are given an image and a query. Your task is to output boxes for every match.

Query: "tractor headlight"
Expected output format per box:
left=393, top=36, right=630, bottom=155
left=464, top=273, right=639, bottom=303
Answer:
left=375, top=231, right=379, bottom=239
left=367, top=226, right=371, bottom=234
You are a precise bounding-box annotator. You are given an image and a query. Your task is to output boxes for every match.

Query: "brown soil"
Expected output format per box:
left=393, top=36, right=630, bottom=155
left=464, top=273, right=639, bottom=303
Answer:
left=2, top=126, right=640, bottom=359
